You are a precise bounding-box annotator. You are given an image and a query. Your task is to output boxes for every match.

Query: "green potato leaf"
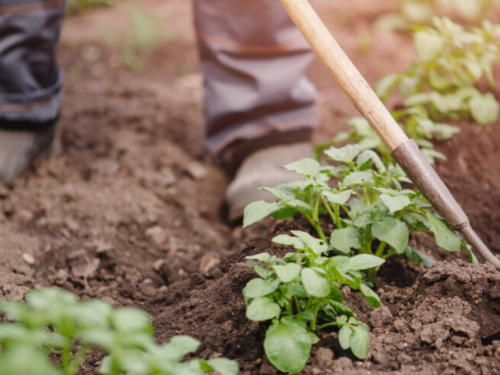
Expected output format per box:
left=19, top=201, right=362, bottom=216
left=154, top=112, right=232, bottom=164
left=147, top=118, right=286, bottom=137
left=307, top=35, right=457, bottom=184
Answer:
left=330, top=227, right=364, bottom=254
left=264, top=317, right=312, bottom=375
left=349, top=254, right=385, bottom=271
left=338, top=325, right=353, bottom=350
left=246, top=297, right=281, bottom=322
left=372, top=217, right=409, bottom=254
left=112, top=307, right=152, bottom=333
left=243, top=278, right=281, bottom=299
left=203, top=358, right=240, bottom=375
left=359, top=283, right=381, bottom=308
left=273, top=264, right=301, bottom=283
left=283, top=158, right=321, bottom=178
left=379, top=194, right=412, bottom=213
left=243, top=201, right=281, bottom=228
left=272, top=234, right=305, bottom=250
left=469, top=92, right=500, bottom=126
left=261, top=187, right=296, bottom=202
left=325, top=144, right=361, bottom=163
left=292, top=230, right=328, bottom=255
left=414, top=31, right=443, bottom=62
left=0, top=346, right=62, bottom=375
left=322, top=190, right=353, bottom=205
left=343, top=171, right=374, bottom=187
left=247, top=263, right=273, bottom=279
left=301, top=269, right=330, bottom=298
left=350, top=325, right=370, bottom=359
left=426, top=212, right=461, bottom=252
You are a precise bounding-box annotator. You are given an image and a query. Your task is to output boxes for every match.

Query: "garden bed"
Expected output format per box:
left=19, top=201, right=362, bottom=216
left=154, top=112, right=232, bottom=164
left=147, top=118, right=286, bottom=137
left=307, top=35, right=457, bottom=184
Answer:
left=1, top=0, right=500, bottom=374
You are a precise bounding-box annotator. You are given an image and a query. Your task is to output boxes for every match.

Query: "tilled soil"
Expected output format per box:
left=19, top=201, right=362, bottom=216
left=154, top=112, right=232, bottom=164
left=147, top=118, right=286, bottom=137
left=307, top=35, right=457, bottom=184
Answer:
left=1, top=0, right=500, bottom=374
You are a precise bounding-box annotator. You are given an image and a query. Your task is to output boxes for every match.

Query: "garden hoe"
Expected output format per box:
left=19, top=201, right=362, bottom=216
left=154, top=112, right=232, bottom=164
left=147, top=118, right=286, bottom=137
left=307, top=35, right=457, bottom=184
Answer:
left=278, top=0, right=500, bottom=271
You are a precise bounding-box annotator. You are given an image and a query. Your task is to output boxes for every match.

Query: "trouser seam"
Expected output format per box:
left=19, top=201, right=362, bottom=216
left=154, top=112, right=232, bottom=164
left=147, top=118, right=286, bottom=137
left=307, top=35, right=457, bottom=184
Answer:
left=195, top=29, right=306, bottom=54
left=0, top=0, right=63, bottom=16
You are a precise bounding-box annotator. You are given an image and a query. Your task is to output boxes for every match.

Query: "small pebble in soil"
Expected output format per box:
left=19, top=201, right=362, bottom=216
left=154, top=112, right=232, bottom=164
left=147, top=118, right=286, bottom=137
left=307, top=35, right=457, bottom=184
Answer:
left=22, top=253, right=35, bottom=265
left=145, top=226, right=168, bottom=247
left=186, top=161, right=207, bottom=180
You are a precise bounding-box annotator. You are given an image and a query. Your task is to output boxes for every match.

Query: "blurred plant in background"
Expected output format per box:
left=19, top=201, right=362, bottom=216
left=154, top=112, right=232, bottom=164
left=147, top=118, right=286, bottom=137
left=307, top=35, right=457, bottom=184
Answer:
left=315, top=17, right=500, bottom=165
left=67, top=0, right=119, bottom=14
left=104, top=2, right=173, bottom=70
left=375, top=0, right=500, bottom=31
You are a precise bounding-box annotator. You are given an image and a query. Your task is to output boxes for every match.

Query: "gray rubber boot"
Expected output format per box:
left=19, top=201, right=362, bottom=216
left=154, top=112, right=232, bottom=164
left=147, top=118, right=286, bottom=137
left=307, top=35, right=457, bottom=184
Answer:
left=0, top=123, right=58, bottom=185
left=226, top=142, right=312, bottom=221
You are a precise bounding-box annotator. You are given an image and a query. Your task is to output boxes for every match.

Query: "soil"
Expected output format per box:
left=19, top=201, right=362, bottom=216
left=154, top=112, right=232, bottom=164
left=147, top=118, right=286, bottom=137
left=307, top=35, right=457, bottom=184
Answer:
left=1, top=0, right=500, bottom=374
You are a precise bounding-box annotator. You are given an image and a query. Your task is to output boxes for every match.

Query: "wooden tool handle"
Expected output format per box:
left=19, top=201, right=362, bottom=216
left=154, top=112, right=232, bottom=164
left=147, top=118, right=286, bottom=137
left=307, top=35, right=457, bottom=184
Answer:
left=279, top=0, right=408, bottom=151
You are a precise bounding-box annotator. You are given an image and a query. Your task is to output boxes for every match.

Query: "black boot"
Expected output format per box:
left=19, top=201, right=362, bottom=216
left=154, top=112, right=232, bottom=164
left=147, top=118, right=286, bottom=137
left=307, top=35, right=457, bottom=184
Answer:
left=0, top=121, right=58, bottom=185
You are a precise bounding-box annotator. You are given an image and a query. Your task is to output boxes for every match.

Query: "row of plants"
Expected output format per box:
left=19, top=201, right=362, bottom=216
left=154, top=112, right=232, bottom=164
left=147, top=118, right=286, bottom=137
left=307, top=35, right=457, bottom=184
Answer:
left=239, top=16, right=500, bottom=374
left=316, top=17, right=500, bottom=165
left=375, top=0, right=499, bottom=31
left=242, top=145, right=473, bottom=374
left=0, top=288, right=238, bottom=375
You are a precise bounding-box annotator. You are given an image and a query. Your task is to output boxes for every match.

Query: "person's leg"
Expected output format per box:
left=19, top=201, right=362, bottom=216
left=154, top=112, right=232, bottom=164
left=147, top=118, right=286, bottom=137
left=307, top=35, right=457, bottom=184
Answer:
left=193, top=0, right=318, bottom=175
left=0, top=0, right=66, bottom=184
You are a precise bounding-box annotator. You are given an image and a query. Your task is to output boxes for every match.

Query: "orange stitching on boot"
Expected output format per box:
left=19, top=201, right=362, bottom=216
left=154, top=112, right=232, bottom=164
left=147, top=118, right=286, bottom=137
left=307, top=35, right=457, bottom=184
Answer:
left=0, top=0, right=63, bottom=16
left=0, top=97, right=55, bottom=112
left=196, top=30, right=306, bottom=54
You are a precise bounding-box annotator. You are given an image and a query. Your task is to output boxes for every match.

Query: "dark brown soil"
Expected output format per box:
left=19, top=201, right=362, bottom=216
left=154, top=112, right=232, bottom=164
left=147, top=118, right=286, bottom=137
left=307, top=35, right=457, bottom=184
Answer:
left=1, top=1, right=500, bottom=374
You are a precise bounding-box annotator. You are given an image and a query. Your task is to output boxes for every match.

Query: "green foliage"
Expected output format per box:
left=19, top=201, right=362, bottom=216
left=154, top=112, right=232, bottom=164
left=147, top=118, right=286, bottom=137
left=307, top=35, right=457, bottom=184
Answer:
left=244, top=234, right=380, bottom=373
left=0, top=288, right=239, bottom=375
left=67, top=0, right=119, bottom=14
left=375, top=0, right=498, bottom=31
left=243, top=145, right=469, bottom=373
left=244, top=145, right=463, bottom=268
left=378, top=18, right=500, bottom=126
left=104, top=2, right=172, bottom=70
left=316, top=17, right=500, bottom=165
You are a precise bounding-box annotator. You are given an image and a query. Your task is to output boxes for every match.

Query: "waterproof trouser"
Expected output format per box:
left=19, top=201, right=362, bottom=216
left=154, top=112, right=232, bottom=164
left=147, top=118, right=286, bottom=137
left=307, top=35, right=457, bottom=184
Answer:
left=194, top=0, right=318, bottom=171
left=0, top=0, right=318, bottom=169
left=0, top=0, right=65, bottom=127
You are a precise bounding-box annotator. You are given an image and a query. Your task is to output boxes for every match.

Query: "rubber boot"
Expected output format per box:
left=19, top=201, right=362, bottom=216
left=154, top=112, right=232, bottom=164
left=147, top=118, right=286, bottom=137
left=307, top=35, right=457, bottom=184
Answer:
left=0, top=122, right=58, bottom=185
left=226, top=142, right=312, bottom=221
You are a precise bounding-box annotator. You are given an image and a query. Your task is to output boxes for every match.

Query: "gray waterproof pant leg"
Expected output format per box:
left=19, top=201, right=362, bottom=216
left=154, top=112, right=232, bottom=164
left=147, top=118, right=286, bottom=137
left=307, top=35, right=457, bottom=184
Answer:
left=0, top=0, right=65, bottom=127
left=194, top=0, right=318, bottom=173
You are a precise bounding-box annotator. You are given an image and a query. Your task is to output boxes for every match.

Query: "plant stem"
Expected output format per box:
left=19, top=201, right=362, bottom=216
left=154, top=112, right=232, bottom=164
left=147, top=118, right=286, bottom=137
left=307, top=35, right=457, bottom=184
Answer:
left=375, top=241, right=387, bottom=258
left=69, top=344, right=91, bottom=375
left=316, top=322, right=340, bottom=330
left=294, top=296, right=301, bottom=315
left=363, top=186, right=371, bottom=205
left=61, top=344, right=72, bottom=375
left=320, top=196, right=341, bottom=229
left=305, top=214, right=328, bottom=243
left=335, top=204, right=342, bottom=229
left=310, top=301, right=320, bottom=331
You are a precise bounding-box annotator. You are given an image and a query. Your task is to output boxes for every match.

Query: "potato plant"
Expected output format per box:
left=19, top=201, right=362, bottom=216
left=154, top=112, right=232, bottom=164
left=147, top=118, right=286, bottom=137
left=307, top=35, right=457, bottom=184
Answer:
left=377, top=17, right=500, bottom=126
left=314, top=109, right=460, bottom=165
left=243, top=144, right=476, bottom=373
left=317, top=18, right=500, bottom=165
left=0, top=288, right=238, bottom=375
left=243, top=240, right=382, bottom=374
left=245, top=145, right=473, bottom=268
left=375, top=0, right=498, bottom=31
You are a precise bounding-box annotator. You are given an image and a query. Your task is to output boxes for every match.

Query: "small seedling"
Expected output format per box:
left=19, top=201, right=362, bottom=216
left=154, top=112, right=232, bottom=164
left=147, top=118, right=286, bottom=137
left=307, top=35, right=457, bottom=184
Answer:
left=0, top=288, right=239, bottom=375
